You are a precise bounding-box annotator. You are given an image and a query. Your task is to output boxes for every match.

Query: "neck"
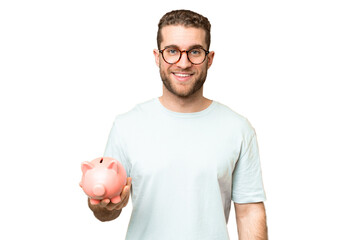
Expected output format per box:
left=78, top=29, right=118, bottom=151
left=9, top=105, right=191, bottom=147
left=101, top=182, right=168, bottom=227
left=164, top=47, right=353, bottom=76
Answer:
left=159, top=86, right=212, bottom=113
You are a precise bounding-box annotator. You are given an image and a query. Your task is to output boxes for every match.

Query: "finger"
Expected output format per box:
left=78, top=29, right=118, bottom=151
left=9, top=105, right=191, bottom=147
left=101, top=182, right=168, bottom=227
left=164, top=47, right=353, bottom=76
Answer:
left=112, top=191, right=130, bottom=211
left=115, top=202, right=126, bottom=210
left=106, top=203, right=117, bottom=211
left=100, top=198, right=110, bottom=207
left=127, top=177, right=132, bottom=186
left=115, top=194, right=130, bottom=210
left=103, top=179, right=131, bottom=211
left=106, top=195, right=126, bottom=211
left=120, top=186, right=130, bottom=200
left=115, top=204, right=122, bottom=211
left=122, top=195, right=130, bottom=208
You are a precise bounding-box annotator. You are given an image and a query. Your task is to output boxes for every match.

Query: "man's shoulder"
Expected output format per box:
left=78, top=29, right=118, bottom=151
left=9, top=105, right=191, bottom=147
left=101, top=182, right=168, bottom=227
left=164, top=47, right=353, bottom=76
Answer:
left=213, top=101, right=255, bottom=134
left=214, top=101, right=249, bottom=122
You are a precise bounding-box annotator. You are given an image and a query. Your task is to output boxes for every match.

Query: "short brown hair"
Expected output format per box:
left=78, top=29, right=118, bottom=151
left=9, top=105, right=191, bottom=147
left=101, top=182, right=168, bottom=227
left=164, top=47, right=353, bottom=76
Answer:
left=157, top=9, right=211, bottom=50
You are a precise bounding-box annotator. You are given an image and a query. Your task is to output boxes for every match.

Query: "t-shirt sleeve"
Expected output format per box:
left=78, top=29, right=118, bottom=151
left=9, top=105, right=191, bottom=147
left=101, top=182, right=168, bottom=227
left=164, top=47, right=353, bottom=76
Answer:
left=232, top=132, right=266, bottom=203
left=103, top=120, right=131, bottom=177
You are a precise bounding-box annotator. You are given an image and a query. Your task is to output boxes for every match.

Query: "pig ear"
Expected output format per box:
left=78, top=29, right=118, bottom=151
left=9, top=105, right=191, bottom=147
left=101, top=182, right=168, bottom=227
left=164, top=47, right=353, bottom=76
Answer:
left=81, top=162, right=94, bottom=174
left=107, top=160, right=118, bottom=173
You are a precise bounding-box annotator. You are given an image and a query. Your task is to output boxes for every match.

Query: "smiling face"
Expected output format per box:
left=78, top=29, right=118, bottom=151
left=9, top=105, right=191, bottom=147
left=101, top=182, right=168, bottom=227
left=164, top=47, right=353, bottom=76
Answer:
left=154, top=25, right=214, bottom=98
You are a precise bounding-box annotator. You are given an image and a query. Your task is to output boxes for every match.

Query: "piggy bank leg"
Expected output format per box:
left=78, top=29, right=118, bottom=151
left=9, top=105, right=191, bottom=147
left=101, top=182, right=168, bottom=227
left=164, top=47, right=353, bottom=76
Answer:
left=111, top=196, right=121, bottom=204
left=90, top=198, right=100, bottom=205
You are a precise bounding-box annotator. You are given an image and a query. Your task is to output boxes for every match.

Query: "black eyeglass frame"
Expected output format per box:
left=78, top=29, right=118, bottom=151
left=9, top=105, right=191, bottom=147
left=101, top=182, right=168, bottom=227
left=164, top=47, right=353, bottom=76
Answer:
left=159, top=47, right=210, bottom=65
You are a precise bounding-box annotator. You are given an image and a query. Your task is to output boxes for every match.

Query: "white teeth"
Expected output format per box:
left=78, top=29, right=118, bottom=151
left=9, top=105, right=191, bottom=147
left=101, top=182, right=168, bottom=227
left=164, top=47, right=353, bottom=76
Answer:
left=174, top=73, right=191, bottom=77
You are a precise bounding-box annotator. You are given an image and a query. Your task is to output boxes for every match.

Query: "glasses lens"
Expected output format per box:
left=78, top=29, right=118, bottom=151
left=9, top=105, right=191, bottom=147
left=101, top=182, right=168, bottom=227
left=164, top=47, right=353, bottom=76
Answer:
left=163, top=47, right=181, bottom=64
left=188, top=48, right=206, bottom=64
left=162, top=47, right=207, bottom=64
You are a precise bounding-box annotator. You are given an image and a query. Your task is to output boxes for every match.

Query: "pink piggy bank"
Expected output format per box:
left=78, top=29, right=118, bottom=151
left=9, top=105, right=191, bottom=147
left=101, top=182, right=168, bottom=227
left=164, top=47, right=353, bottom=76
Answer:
left=80, top=157, right=127, bottom=205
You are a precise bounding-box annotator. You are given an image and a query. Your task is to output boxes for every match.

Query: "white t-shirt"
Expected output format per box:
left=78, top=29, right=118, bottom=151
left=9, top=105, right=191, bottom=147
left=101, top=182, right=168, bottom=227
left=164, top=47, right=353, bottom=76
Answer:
left=104, top=98, right=266, bottom=240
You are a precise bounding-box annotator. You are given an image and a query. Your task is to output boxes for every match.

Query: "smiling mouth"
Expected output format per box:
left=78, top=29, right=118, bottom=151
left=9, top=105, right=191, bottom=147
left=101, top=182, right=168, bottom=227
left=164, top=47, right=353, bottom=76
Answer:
left=173, top=73, right=192, bottom=77
left=172, top=72, right=194, bottom=81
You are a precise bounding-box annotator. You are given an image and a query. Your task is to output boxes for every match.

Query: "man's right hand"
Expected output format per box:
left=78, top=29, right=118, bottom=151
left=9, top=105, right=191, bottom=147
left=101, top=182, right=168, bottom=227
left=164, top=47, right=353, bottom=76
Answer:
left=88, top=177, right=132, bottom=221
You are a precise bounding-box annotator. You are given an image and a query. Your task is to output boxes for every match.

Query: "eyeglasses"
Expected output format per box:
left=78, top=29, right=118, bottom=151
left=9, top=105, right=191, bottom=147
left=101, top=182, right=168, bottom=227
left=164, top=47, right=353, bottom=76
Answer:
left=159, top=47, right=210, bottom=65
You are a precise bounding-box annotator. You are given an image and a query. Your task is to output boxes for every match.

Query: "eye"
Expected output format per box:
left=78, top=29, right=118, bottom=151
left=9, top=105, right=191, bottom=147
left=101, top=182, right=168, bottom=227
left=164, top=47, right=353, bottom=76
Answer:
left=189, top=49, right=202, bottom=55
left=166, top=48, right=179, bottom=55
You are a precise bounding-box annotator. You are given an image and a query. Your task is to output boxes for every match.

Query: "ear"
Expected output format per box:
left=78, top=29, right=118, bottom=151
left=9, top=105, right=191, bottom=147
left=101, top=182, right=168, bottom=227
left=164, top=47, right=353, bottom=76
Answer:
left=81, top=162, right=94, bottom=174
left=206, top=51, right=215, bottom=69
left=107, top=160, right=119, bottom=173
left=153, top=49, right=160, bottom=67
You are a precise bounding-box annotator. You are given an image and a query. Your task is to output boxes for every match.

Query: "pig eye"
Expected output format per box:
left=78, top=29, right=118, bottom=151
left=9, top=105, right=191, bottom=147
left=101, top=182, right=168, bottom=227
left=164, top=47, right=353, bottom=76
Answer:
left=100, top=158, right=103, bottom=163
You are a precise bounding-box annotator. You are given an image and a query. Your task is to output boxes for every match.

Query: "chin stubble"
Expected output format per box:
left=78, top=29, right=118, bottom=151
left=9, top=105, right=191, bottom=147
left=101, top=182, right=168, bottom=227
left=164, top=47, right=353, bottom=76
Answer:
left=159, top=68, right=208, bottom=98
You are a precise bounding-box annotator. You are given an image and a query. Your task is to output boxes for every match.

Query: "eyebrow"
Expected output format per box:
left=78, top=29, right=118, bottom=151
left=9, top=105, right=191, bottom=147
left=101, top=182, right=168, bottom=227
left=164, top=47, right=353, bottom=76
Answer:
left=163, top=44, right=206, bottom=50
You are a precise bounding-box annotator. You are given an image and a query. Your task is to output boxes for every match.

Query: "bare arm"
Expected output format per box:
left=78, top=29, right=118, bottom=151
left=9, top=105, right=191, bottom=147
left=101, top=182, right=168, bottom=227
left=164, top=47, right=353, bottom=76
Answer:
left=88, top=177, right=132, bottom=222
left=234, top=202, right=268, bottom=240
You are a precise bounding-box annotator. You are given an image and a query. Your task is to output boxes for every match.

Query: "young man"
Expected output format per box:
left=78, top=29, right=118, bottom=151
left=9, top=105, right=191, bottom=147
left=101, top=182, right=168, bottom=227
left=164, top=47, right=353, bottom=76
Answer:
left=88, top=9, right=268, bottom=240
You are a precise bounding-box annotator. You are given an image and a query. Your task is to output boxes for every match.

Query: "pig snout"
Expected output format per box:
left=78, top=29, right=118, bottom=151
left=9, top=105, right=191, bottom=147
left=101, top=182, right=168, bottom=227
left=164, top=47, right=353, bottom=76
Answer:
left=93, top=184, right=106, bottom=197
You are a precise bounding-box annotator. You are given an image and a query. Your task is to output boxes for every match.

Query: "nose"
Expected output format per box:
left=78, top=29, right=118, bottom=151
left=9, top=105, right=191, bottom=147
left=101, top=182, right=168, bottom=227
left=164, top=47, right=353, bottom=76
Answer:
left=93, top=184, right=106, bottom=197
left=176, top=51, right=192, bottom=69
